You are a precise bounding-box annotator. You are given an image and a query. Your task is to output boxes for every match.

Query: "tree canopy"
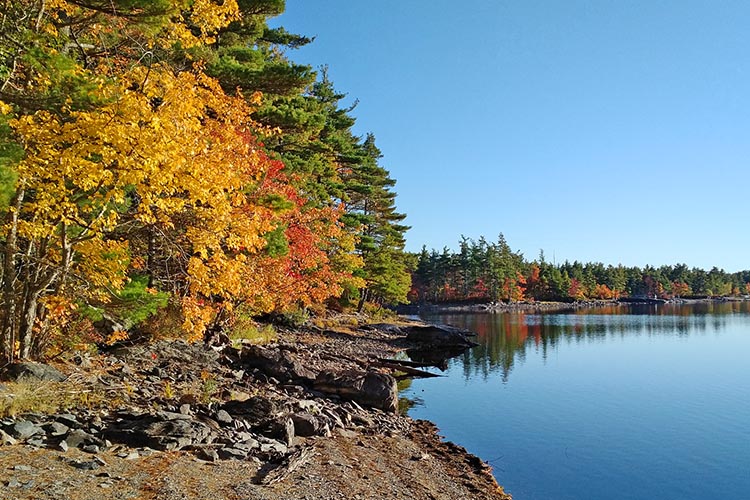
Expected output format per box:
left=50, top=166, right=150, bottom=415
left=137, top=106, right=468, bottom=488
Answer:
left=0, top=0, right=411, bottom=362
left=411, top=235, right=750, bottom=304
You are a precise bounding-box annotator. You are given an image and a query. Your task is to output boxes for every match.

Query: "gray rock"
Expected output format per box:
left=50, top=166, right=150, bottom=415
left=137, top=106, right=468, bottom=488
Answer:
left=313, top=370, right=399, bottom=413
left=8, top=420, right=43, bottom=440
left=1, top=362, right=66, bottom=382
left=279, top=416, right=295, bottom=447
left=292, top=413, right=325, bottom=437
left=70, top=460, right=100, bottom=471
left=45, top=422, right=69, bottom=436
left=65, top=429, right=103, bottom=449
left=233, top=439, right=260, bottom=452
left=26, top=437, right=45, bottom=447
left=156, top=410, right=191, bottom=421
left=105, top=417, right=215, bottom=451
left=222, top=396, right=278, bottom=426
left=218, top=447, right=250, bottom=460
left=54, top=414, right=80, bottom=428
left=215, top=409, right=232, bottom=424
left=297, top=400, right=321, bottom=413
left=258, top=439, right=287, bottom=456
left=58, top=440, right=69, bottom=452
left=404, top=324, right=478, bottom=348
left=240, top=345, right=317, bottom=382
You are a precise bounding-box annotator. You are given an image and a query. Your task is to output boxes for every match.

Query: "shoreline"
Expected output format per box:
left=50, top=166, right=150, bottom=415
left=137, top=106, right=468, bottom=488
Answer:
left=0, top=317, right=511, bottom=500
left=400, top=296, right=746, bottom=315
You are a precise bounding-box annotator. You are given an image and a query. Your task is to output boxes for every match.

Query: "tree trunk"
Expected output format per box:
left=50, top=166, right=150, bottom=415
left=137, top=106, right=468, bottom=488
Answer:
left=147, top=226, right=156, bottom=287
left=19, top=291, right=39, bottom=360
left=1, top=188, right=24, bottom=364
left=356, top=288, right=369, bottom=313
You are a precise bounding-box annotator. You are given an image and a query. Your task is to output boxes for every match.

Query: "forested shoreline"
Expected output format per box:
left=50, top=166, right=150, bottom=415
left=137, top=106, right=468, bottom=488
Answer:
left=409, top=235, right=750, bottom=305
left=0, top=1, right=411, bottom=363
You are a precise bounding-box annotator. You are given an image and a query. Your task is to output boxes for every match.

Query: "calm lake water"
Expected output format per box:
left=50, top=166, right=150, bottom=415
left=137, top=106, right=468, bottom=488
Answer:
left=404, top=303, right=750, bottom=500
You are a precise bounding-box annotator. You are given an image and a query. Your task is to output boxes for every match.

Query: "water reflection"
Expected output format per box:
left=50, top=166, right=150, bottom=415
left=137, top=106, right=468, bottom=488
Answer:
left=425, top=301, right=750, bottom=383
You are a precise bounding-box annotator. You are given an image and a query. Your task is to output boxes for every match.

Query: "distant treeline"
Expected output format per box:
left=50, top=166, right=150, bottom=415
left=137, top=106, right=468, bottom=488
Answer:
left=409, top=235, right=750, bottom=303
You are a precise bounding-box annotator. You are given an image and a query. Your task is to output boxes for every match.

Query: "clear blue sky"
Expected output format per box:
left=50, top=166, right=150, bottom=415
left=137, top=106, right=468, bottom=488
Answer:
left=271, top=1, right=750, bottom=272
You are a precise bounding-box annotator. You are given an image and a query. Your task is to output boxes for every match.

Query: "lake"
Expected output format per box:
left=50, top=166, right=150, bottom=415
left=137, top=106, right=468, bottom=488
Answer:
left=403, top=303, right=750, bottom=500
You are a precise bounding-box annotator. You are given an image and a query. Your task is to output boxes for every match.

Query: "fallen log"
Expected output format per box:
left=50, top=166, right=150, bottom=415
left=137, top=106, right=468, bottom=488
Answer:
left=371, top=360, right=442, bottom=379
left=256, top=446, right=315, bottom=485
left=375, top=357, right=440, bottom=369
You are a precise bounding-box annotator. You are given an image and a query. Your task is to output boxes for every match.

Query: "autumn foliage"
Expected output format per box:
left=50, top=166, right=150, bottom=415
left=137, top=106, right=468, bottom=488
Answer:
left=411, top=236, right=750, bottom=305
left=0, top=0, right=402, bottom=361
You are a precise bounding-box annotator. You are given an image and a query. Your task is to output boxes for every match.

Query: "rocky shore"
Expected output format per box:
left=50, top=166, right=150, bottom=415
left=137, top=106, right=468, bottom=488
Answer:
left=401, top=299, right=617, bottom=314
left=0, top=318, right=511, bottom=499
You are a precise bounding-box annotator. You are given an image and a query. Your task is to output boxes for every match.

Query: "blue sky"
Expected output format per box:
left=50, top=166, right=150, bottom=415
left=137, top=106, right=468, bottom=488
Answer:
left=271, top=1, right=750, bottom=271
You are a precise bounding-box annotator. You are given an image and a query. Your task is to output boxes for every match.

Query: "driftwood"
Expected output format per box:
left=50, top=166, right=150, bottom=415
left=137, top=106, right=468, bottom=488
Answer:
left=371, top=359, right=442, bottom=379
left=256, top=446, right=315, bottom=485
left=375, top=357, right=439, bottom=369
left=319, top=352, right=441, bottom=378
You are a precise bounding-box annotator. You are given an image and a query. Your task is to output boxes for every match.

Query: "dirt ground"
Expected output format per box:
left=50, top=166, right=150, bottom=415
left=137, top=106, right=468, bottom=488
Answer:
left=0, top=421, right=509, bottom=500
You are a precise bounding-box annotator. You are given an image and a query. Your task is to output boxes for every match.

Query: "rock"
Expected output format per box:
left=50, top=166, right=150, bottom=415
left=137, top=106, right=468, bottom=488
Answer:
left=291, top=413, right=325, bottom=437
left=7, top=420, right=43, bottom=440
left=70, top=460, right=100, bottom=471
left=257, top=437, right=287, bottom=456
left=64, top=429, right=104, bottom=449
left=27, top=437, right=45, bottom=447
left=156, top=410, right=191, bottom=421
left=404, top=324, right=478, bottom=348
left=233, top=439, right=260, bottom=452
left=1, top=362, right=66, bottom=382
left=45, top=422, right=69, bottom=436
left=0, top=428, right=18, bottom=445
left=296, top=400, right=321, bottom=413
left=313, top=370, right=398, bottom=413
left=222, top=396, right=278, bottom=426
left=361, top=323, right=404, bottom=334
left=240, top=345, right=317, bottom=382
left=218, top=447, right=250, bottom=460
left=198, top=447, right=220, bottom=462
left=215, top=410, right=232, bottom=425
left=58, top=440, right=69, bottom=452
left=54, top=414, right=80, bottom=428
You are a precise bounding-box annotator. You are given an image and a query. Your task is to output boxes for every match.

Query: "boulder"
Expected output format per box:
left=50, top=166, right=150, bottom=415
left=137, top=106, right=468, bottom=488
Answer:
left=404, top=324, right=478, bottom=348
left=222, top=396, right=278, bottom=427
left=64, top=429, right=104, bottom=449
left=313, top=370, right=398, bottom=413
left=6, top=420, right=43, bottom=440
left=240, top=345, right=317, bottom=382
left=1, top=362, right=66, bottom=382
left=103, top=413, right=213, bottom=451
left=291, top=413, right=326, bottom=437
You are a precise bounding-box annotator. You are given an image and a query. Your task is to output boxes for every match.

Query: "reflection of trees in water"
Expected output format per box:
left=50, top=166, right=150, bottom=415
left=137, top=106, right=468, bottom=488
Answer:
left=428, top=302, right=750, bottom=382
